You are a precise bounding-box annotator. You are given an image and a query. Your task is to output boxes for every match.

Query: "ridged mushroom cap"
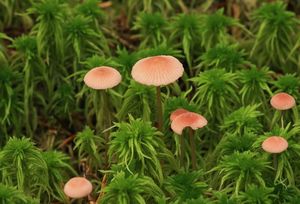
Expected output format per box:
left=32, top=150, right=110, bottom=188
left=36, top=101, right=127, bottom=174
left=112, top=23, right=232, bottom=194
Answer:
left=84, top=66, right=122, bottom=90
left=131, top=55, right=184, bottom=86
left=270, top=92, right=295, bottom=110
left=171, top=112, right=207, bottom=135
left=64, top=177, right=93, bottom=199
left=262, top=136, right=288, bottom=154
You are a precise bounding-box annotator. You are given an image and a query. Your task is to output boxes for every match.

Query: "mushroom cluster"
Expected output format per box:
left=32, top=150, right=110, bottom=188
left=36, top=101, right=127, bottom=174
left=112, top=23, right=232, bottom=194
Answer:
left=83, top=55, right=184, bottom=132
left=78, top=55, right=185, bottom=201
left=260, top=91, right=296, bottom=173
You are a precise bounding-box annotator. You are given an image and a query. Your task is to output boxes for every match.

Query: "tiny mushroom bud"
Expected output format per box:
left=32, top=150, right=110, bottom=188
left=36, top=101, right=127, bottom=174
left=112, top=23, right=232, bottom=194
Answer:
left=64, top=177, right=93, bottom=199
left=171, top=112, right=207, bottom=135
left=262, top=136, right=288, bottom=154
left=84, top=66, right=122, bottom=90
left=170, top=108, right=189, bottom=122
left=270, top=92, right=296, bottom=110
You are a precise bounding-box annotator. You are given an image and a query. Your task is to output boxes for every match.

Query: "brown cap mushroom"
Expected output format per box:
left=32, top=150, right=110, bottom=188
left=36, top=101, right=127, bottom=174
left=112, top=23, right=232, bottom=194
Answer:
left=171, top=112, right=207, bottom=135
left=64, top=177, right=93, bottom=199
left=262, top=136, right=288, bottom=154
left=270, top=92, right=296, bottom=110
left=131, top=55, right=184, bottom=86
left=84, top=66, right=122, bottom=90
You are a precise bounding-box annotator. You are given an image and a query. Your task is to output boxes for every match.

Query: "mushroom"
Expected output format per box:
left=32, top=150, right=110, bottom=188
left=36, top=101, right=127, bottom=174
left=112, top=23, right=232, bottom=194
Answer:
left=64, top=177, right=93, bottom=199
left=262, top=136, right=288, bottom=154
left=84, top=66, right=122, bottom=90
left=270, top=92, right=296, bottom=128
left=131, top=55, right=184, bottom=131
left=270, top=92, right=295, bottom=111
left=262, top=136, right=288, bottom=171
left=171, top=112, right=208, bottom=135
left=84, top=66, right=122, bottom=167
left=170, top=110, right=207, bottom=169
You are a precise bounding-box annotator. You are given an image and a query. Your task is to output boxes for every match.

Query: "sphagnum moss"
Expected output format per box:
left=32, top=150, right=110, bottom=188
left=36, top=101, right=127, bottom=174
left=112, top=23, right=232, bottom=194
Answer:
left=1, top=1, right=300, bottom=203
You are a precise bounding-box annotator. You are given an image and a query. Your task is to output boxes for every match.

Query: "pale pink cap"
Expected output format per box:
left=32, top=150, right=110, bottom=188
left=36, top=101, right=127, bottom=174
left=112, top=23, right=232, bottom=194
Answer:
left=171, top=112, right=207, bottom=135
left=84, top=66, right=122, bottom=89
left=131, top=55, right=184, bottom=86
left=270, top=92, right=296, bottom=110
left=170, top=108, right=189, bottom=122
left=262, top=136, right=288, bottom=153
left=64, top=177, right=93, bottom=199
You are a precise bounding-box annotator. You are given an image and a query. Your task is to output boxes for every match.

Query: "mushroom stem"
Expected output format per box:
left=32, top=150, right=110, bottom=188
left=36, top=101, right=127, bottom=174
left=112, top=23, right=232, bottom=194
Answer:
left=280, top=111, right=284, bottom=128
left=180, top=134, right=184, bottom=168
left=101, top=90, right=111, bottom=169
left=94, top=91, right=102, bottom=132
left=273, top=154, right=277, bottom=172
left=156, top=86, right=163, bottom=132
left=88, top=194, right=95, bottom=203
left=189, top=129, right=197, bottom=170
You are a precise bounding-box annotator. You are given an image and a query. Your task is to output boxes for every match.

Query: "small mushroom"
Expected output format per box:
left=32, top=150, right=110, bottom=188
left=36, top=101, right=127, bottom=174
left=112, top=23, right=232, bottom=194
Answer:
left=83, top=66, right=121, bottom=167
left=270, top=92, right=296, bottom=128
left=171, top=112, right=207, bottom=135
left=84, top=66, right=122, bottom=90
left=131, top=55, right=184, bottom=131
left=64, top=177, right=93, bottom=199
left=262, top=136, right=288, bottom=154
left=270, top=92, right=295, bottom=111
left=262, top=136, right=288, bottom=171
left=170, top=111, right=207, bottom=170
left=131, top=55, right=184, bottom=86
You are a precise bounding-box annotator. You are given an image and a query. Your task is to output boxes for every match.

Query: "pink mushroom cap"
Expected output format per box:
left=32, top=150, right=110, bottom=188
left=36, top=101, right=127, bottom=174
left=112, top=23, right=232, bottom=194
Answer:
left=171, top=112, right=208, bottom=135
left=64, top=177, right=93, bottom=199
left=170, top=108, right=190, bottom=122
left=262, top=136, right=288, bottom=154
left=131, top=55, right=184, bottom=86
left=84, top=66, right=122, bottom=90
left=270, top=92, right=296, bottom=110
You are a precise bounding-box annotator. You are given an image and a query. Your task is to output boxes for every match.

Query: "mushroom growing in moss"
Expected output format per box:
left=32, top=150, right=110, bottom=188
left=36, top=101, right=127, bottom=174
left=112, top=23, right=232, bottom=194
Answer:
left=262, top=136, right=288, bottom=154
left=131, top=55, right=184, bottom=131
left=270, top=92, right=296, bottom=128
left=262, top=136, right=288, bottom=175
left=170, top=109, right=207, bottom=170
left=84, top=66, right=122, bottom=167
left=64, top=177, right=93, bottom=199
left=270, top=92, right=295, bottom=111
left=84, top=66, right=122, bottom=90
